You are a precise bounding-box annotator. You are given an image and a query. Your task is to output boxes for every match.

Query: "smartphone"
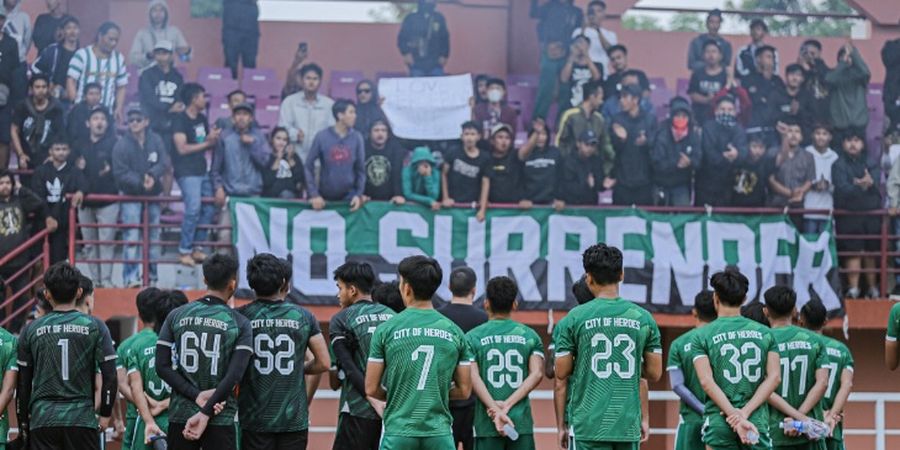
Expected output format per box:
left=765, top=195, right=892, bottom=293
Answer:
left=298, top=42, right=308, bottom=53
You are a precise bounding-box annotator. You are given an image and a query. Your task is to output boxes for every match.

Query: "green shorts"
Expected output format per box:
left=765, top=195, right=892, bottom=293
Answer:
left=825, top=439, right=845, bottom=450
left=380, top=434, right=455, bottom=450
left=675, top=420, right=704, bottom=450
left=474, top=435, right=536, bottom=450
left=122, top=416, right=136, bottom=450
left=702, top=415, right=773, bottom=450
left=570, top=441, right=638, bottom=450
left=131, top=413, right=169, bottom=450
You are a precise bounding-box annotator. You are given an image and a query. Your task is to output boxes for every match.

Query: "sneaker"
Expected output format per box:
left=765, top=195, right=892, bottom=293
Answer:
left=191, top=250, right=209, bottom=264
left=126, top=279, right=142, bottom=289
left=867, top=287, right=881, bottom=299
left=891, top=285, right=900, bottom=301
left=179, top=254, right=196, bottom=267
left=845, top=287, right=861, bottom=299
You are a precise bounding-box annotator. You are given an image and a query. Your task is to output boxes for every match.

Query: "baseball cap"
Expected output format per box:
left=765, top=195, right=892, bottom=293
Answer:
left=578, top=129, right=599, bottom=144
left=232, top=102, right=254, bottom=115
left=490, top=123, right=513, bottom=138
left=669, top=96, right=691, bottom=115
left=126, top=104, right=147, bottom=117
left=153, top=40, right=174, bottom=53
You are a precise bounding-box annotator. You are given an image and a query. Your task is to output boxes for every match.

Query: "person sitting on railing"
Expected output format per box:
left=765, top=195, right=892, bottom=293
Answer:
left=262, top=126, right=305, bottom=200
left=31, top=138, right=84, bottom=264
left=832, top=129, right=881, bottom=299
left=402, top=146, right=440, bottom=210
left=0, top=169, right=49, bottom=331
left=112, top=105, right=171, bottom=288
left=442, top=121, right=489, bottom=220
left=72, top=108, right=118, bottom=288
left=695, top=95, right=748, bottom=207
left=730, top=132, right=771, bottom=208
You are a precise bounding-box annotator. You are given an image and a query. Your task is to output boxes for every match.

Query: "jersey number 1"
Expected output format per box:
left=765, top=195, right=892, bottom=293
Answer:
left=58, top=338, right=70, bottom=381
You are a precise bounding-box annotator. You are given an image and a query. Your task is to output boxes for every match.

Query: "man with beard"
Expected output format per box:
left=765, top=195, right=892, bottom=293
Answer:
left=363, top=119, right=405, bottom=204
left=11, top=74, right=65, bottom=178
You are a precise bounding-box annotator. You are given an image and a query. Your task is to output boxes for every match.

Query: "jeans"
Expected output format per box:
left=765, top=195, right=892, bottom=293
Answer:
left=654, top=185, right=692, bottom=207
left=177, top=176, right=216, bottom=255
left=78, top=203, right=120, bottom=287
left=121, top=201, right=161, bottom=286
left=223, top=32, right=258, bottom=79
left=409, top=66, right=444, bottom=77
left=804, top=218, right=831, bottom=235
left=534, top=49, right=565, bottom=120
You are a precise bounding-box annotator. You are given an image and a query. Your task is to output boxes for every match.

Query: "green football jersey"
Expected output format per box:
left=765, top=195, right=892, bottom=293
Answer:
left=887, top=302, right=900, bottom=342
left=818, top=335, right=853, bottom=442
left=18, top=310, right=117, bottom=429
left=126, top=330, right=170, bottom=403
left=666, top=327, right=706, bottom=424
left=770, top=325, right=828, bottom=446
left=690, top=316, right=776, bottom=431
left=157, top=296, right=252, bottom=426
left=236, top=300, right=321, bottom=433
left=554, top=297, right=662, bottom=442
left=0, top=328, right=15, bottom=443
left=118, top=328, right=155, bottom=421
left=465, top=318, right=544, bottom=438
left=329, top=300, right=395, bottom=420
left=549, top=315, right=573, bottom=425
left=368, top=308, right=473, bottom=438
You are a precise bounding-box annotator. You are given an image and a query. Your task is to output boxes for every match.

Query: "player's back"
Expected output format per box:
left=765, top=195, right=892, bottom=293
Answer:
left=128, top=329, right=169, bottom=402
left=465, top=318, right=544, bottom=437
left=554, top=297, right=662, bottom=442
left=158, top=296, right=251, bottom=426
left=770, top=325, right=827, bottom=445
left=692, top=316, right=775, bottom=427
left=329, top=300, right=395, bottom=419
left=667, top=327, right=706, bottom=423
left=819, top=335, right=853, bottom=442
left=369, top=308, right=471, bottom=437
left=19, top=310, right=115, bottom=429
left=237, top=300, right=320, bottom=433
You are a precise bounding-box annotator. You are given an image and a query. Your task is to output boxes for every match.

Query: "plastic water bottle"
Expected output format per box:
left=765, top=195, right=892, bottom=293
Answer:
left=745, top=431, right=759, bottom=444
left=779, top=419, right=829, bottom=440
left=502, top=424, right=519, bottom=441
left=150, top=435, right=168, bottom=450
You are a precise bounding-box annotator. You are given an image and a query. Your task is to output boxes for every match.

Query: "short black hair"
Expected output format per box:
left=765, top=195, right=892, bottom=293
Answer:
left=715, top=94, right=736, bottom=107
left=76, top=274, right=94, bottom=307
left=247, top=253, right=287, bottom=298
left=754, top=45, right=776, bottom=58
left=708, top=8, right=723, bottom=18
left=279, top=257, right=293, bottom=292
left=802, top=39, right=823, bottom=51
left=449, top=266, right=477, bottom=297
left=398, top=255, right=443, bottom=301
left=226, top=89, right=246, bottom=102
left=29, top=73, right=50, bottom=88
left=96, top=21, right=120, bottom=40
left=372, top=280, right=405, bottom=313
left=43, top=262, right=82, bottom=305
left=136, top=287, right=161, bottom=324
left=709, top=269, right=748, bottom=307
left=299, top=63, right=323, bottom=78
left=582, top=244, right=623, bottom=286
left=202, top=254, right=239, bottom=291
left=810, top=122, right=832, bottom=133
left=572, top=276, right=594, bottom=305
left=486, top=276, right=518, bottom=314
left=749, top=18, right=768, bottom=31
left=785, top=63, right=804, bottom=75
left=741, top=301, right=770, bottom=327
left=461, top=120, right=480, bottom=132
left=84, top=82, right=102, bottom=93
left=583, top=80, right=603, bottom=100
left=588, top=1, right=606, bottom=10
left=780, top=115, right=802, bottom=128
left=180, top=82, right=206, bottom=105
left=60, top=16, right=79, bottom=29
left=763, top=286, right=796, bottom=319
left=801, top=299, right=828, bottom=330
left=486, top=78, right=506, bottom=89
left=332, top=99, right=355, bottom=120
left=35, top=289, right=52, bottom=314
left=333, top=261, right=376, bottom=295
left=153, top=290, right=188, bottom=334
left=607, top=44, right=627, bottom=56
left=0, top=168, right=11, bottom=184
left=703, top=39, right=721, bottom=52
left=88, top=107, right=110, bottom=121
left=48, top=137, right=69, bottom=149
left=694, top=291, right=717, bottom=322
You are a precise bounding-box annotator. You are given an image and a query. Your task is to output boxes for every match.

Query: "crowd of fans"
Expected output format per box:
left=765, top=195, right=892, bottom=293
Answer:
left=0, top=0, right=899, bottom=299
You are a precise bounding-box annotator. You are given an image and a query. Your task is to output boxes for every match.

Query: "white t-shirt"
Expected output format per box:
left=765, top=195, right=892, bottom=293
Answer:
left=67, top=45, right=129, bottom=112
left=572, top=27, right=618, bottom=74
left=803, top=146, right=839, bottom=219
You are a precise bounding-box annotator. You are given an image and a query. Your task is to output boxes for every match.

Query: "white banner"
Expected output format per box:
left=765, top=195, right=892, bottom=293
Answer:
left=379, top=74, right=473, bottom=140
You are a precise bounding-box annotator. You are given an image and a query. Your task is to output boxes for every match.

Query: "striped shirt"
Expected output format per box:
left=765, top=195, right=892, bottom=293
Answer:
left=67, top=45, right=128, bottom=111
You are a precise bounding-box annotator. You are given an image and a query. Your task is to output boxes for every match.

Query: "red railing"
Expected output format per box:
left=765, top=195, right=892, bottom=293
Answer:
left=0, top=229, right=50, bottom=328
left=66, top=195, right=900, bottom=296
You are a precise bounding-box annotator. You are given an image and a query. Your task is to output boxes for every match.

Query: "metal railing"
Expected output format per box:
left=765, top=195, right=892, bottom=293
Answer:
left=308, top=389, right=900, bottom=450
left=0, top=229, right=50, bottom=329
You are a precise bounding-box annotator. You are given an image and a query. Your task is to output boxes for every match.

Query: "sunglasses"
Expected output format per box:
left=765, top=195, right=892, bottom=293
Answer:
left=127, top=116, right=144, bottom=124
left=357, top=88, right=371, bottom=94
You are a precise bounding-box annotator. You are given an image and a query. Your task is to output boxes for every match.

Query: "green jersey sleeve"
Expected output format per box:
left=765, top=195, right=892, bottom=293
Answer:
left=368, top=323, right=386, bottom=363
left=667, top=336, right=682, bottom=371
left=642, top=310, right=663, bottom=355
left=553, top=316, right=574, bottom=358
left=3, top=336, right=16, bottom=372
left=528, top=328, right=545, bottom=360
left=887, top=303, right=900, bottom=341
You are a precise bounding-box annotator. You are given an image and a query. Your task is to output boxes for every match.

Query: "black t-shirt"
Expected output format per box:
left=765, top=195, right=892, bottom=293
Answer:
left=12, top=100, right=65, bottom=161
left=262, top=156, right=305, bottom=199
left=522, top=146, right=561, bottom=204
left=731, top=154, right=774, bottom=207
left=171, top=112, right=210, bottom=178
left=688, top=68, right=727, bottom=120
left=364, top=140, right=406, bottom=201
left=487, top=150, right=522, bottom=203
left=438, top=302, right=488, bottom=409
left=445, top=145, right=490, bottom=203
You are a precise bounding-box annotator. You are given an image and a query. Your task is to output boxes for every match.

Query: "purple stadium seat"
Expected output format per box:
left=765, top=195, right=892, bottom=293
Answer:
left=676, top=78, right=690, bottom=99
left=507, top=74, right=539, bottom=88
left=242, top=68, right=281, bottom=100
left=208, top=95, right=231, bottom=126
left=125, top=65, right=140, bottom=97
left=329, top=70, right=364, bottom=101
left=255, top=97, right=281, bottom=130
left=506, top=85, right=536, bottom=127
left=648, top=77, right=668, bottom=92
left=197, top=67, right=239, bottom=97
left=650, top=84, right=674, bottom=121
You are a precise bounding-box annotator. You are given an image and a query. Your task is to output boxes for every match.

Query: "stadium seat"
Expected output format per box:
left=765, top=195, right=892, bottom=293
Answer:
left=676, top=78, right=690, bottom=99
left=242, top=68, right=281, bottom=100
left=506, top=84, right=536, bottom=127
left=648, top=77, right=668, bottom=92
left=197, top=66, right=239, bottom=97
left=208, top=95, right=232, bottom=126
left=329, top=70, right=364, bottom=101
left=507, top=73, right=539, bottom=88
left=255, top=97, right=281, bottom=131
left=125, top=65, right=140, bottom=98
left=649, top=83, right=674, bottom=121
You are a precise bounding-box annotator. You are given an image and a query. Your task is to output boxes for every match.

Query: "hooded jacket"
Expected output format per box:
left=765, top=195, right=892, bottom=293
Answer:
left=354, top=80, right=387, bottom=136
left=695, top=119, right=748, bottom=204
left=402, top=147, right=440, bottom=206
left=129, top=0, right=189, bottom=67
left=112, top=130, right=171, bottom=196
left=825, top=46, right=870, bottom=130
left=651, top=116, right=703, bottom=188
left=364, top=129, right=406, bottom=201
left=397, top=2, right=450, bottom=71
left=305, top=126, right=366, bottom=201
left=212, top=124, right=269, bottom=196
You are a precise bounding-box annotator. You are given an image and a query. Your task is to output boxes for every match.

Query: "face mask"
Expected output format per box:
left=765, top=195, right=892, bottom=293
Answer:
left=715, top=112, right=737, bottom=127
left=672, top=116, right=689, bottom=130
left=487, top=89, right=503, bottom=103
